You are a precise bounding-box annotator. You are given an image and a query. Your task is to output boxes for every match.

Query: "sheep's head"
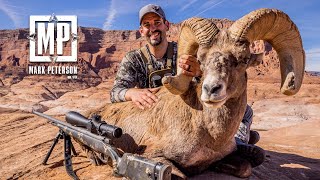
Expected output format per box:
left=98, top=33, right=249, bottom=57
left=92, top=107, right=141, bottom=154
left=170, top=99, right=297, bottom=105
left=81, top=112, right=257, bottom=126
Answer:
left=198, top=39, right=249, bottom=107
left=196, top=31, right=254, bottom=107
left=163, top=9, right=305, bottom=107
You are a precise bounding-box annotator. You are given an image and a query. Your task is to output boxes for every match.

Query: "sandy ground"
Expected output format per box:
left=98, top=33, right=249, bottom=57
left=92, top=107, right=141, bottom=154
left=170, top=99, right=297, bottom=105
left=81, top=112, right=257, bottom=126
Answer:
left=0, top=77, right=319, bottom=180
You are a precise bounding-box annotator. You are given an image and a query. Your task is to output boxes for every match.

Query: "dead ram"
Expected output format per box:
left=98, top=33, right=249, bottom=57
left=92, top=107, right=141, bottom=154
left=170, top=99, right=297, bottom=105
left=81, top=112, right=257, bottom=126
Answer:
left=92, top=8, right=305, bottom=179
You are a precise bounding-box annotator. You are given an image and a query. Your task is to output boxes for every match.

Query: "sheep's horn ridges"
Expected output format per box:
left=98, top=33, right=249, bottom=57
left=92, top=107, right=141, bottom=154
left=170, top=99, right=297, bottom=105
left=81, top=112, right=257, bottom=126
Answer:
left=229, top=8, right=305, bottom=95
left=163, top=17, right=219, bottom=95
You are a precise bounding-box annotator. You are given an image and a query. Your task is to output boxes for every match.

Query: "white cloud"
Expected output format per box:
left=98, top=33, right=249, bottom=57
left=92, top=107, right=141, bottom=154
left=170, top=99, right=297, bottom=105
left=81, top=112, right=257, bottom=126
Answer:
left=101, top=1, right=142, bottom=30
left=103, top=8, right=117, bottom=30
left=103, top=0, right=138, bottom=30
left=103, top=0, right=117, bottom=30
left=305, top=48, right=320, bottom=71
left=102, top=1, right=183, bottom=30
left=194, top=0, right=227, bottom=16
left=179, top=0, right=198, bottom=12
left=58, top=8, right=106, bottom=18
left=0, top=0, right=22, bottom=27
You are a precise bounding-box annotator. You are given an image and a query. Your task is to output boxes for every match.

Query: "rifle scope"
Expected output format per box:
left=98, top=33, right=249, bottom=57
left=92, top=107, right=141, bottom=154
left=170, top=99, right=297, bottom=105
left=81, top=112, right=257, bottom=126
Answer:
left=66, top=111, right=122, bottom=138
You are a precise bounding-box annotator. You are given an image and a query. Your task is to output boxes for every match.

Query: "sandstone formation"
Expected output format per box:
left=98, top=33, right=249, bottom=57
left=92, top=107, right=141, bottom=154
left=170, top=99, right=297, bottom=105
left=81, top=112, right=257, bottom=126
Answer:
left=0, top=19, right=287, bottom=85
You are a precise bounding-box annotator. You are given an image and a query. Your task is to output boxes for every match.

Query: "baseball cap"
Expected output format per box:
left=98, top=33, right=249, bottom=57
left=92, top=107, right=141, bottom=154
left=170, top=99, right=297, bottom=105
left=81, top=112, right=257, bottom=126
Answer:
left=139, top=4, right=166, bottom=24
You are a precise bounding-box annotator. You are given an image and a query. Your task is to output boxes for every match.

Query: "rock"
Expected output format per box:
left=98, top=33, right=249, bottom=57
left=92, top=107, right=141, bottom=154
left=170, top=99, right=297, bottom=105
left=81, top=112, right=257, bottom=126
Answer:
left=31, top=104, right=49, bottom=113
left=0, top=20, right=283, bottom=87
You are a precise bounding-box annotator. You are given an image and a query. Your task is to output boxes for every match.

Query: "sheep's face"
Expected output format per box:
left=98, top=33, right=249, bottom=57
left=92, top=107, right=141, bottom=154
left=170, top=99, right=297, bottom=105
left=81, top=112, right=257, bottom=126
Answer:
left=198, top=37, right=250, bottom=108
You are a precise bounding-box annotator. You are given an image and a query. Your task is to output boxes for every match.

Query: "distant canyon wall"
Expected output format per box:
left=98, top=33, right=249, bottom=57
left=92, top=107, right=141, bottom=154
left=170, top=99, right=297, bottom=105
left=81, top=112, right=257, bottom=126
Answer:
left=0, top=19, right=280, bottom=83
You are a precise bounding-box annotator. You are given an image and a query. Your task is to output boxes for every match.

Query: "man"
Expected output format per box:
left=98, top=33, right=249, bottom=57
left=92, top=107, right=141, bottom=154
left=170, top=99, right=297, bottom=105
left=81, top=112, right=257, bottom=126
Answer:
left=108, top=3, right=264, bottom=174
left=110, top=4, right=201, bottom=109
left=111, top=3, right=260, bottom=144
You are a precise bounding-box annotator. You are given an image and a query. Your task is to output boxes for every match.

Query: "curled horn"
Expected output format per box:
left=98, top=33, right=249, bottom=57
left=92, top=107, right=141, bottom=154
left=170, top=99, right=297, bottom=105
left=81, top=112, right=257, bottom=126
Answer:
left=229, top=8, right=305, bottom=95
left=162, top=17, right=219, bottom=94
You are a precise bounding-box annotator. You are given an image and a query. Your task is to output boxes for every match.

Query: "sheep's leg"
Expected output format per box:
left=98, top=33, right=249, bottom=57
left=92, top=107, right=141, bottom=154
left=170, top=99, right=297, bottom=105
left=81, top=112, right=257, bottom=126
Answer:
left=152, top=157, right=187, bottom=180
left=209, top=152, right=252, bottom=178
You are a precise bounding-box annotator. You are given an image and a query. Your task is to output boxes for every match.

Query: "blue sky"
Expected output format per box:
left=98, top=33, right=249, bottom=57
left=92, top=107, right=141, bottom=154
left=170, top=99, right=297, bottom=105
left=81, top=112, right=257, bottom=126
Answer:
left=0, top=0, right=319, bottom=71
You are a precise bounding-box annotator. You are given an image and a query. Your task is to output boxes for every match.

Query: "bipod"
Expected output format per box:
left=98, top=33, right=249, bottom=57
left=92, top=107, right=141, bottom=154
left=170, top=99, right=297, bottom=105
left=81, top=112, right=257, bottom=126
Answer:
left=42, top=129, right=79, bottom=180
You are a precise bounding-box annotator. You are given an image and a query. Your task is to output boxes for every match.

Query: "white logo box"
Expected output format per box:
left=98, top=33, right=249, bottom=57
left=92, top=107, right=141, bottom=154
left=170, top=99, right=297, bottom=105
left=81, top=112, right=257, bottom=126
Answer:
left=29, top=15, right=77, bottom=63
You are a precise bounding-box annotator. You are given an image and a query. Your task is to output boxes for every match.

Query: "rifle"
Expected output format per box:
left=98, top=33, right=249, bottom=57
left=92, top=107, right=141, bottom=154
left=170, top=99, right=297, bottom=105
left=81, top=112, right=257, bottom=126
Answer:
left=32, top=110, right=172, bottom=180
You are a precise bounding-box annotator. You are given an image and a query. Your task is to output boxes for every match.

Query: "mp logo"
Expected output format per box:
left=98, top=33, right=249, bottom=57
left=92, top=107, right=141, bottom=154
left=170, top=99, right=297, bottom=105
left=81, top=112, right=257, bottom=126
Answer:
left=29, top=14, right=78, bottom=63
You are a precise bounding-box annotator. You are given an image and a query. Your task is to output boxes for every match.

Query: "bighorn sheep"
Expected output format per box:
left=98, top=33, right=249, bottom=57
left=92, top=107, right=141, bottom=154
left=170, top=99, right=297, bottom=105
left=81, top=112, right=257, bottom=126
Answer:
left=95, top=8, right=305, bottom=178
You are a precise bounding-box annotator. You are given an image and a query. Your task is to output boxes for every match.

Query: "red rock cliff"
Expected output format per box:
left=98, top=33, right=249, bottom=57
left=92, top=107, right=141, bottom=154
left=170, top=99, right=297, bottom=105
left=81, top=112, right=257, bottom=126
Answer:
left=0, top=19, right=282, bottom=84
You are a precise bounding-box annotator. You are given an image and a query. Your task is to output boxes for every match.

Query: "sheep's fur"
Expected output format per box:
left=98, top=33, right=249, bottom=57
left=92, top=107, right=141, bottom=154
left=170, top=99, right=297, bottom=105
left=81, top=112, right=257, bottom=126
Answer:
left=93, top=69, right=248, bottom=176
left=90, top=8, right=305, bottom=178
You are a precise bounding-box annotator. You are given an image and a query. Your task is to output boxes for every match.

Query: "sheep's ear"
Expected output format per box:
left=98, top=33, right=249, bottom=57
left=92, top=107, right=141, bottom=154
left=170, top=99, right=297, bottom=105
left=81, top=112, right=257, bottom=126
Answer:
left=197, top=47, right=209, bottom=71
left=247, top=53, right=264, bottom=67
left=197, top=46, right=209, bottom=63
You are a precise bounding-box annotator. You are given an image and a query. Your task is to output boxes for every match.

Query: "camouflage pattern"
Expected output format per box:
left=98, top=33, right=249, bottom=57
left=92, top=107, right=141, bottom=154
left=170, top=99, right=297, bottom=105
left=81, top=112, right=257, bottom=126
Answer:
left=110, top=42, right=177, bottom=103
left=110, top=42, right=253, bottom=146
left=235, top=105, right=253, bottom=144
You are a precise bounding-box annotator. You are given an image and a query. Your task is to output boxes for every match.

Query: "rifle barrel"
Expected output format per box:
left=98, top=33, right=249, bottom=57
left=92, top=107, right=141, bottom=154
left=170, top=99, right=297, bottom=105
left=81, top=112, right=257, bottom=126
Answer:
left=32, top=110, right=171, bottom=180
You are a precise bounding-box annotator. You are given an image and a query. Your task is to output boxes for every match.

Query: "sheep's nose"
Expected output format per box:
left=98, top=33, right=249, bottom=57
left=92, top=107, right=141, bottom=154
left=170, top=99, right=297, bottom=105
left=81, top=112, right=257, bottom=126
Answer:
left=204, top=84, right=222, bottom=95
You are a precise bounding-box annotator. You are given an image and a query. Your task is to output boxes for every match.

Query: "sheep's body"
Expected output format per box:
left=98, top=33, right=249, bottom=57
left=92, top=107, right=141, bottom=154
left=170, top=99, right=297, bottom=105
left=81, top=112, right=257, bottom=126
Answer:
left=95, top=83, right=247, bottom=174
left=93, top=8, right=305, bottom=178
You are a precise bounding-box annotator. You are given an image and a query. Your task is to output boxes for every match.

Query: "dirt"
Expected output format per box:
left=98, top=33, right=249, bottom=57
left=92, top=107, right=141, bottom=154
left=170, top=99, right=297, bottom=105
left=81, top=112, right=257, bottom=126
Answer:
left=0, top=75, right=319, bottom=180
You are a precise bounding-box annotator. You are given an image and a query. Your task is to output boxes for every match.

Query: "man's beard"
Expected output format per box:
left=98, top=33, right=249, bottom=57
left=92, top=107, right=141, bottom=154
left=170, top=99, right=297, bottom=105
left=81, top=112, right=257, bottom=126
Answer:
left=147, top=30, right=163, bottom=46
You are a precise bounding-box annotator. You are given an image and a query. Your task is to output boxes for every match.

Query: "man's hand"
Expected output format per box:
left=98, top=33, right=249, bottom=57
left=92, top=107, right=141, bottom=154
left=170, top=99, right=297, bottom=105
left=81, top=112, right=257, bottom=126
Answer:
left=179, top=55, right=202, bottom=77
left=125, top=88, right=160, bottom=110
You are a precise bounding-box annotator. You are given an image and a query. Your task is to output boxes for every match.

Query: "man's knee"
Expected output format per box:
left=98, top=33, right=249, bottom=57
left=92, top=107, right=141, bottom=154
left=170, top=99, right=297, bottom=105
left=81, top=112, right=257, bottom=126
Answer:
left=242, top=105, right=253, bottom=125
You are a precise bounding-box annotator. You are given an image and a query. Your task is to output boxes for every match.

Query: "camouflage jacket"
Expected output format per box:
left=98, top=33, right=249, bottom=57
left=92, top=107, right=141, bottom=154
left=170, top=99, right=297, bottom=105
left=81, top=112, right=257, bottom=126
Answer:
left=110, top=42, right=178, bottom=103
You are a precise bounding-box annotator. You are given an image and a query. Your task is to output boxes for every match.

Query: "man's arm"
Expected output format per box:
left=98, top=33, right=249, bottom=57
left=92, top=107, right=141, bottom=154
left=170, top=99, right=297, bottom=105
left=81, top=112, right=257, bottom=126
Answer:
left=111, top=54, right=201, bottom=109
left=110, top=56, right=138, bottom=103
left=125, top=87, right=160, bottom=110
left=110, top=56, right=160, bottom=109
